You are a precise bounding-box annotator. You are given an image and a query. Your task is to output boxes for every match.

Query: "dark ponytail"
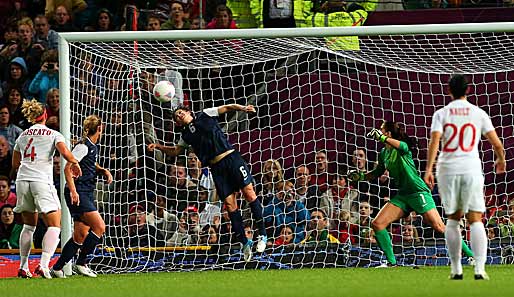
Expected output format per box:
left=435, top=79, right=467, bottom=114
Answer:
left=382, top=121, right=417, bottom=151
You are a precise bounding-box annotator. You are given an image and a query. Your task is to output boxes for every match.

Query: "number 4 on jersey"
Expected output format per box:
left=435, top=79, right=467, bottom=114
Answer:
left=23, top=138, right=37, bottom=161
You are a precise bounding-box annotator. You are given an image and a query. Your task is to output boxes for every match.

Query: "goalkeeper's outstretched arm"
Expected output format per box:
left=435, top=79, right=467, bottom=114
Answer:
left=147, top=143, right=185, bottom=157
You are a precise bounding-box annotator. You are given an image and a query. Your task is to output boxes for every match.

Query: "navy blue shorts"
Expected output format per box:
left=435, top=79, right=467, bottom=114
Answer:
left=64, top=188, right=97, bottom=221
left=211, top=151, right=254, bottom=200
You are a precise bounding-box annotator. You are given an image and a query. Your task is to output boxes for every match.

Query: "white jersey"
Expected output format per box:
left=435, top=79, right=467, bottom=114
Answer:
left=14, top=124, right=65, bottom=184
left=431, top=99, right=495, bottom=175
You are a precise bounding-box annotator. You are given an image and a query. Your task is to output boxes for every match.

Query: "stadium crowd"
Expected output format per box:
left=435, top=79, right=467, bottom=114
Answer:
left=1, top=0, right=514, bottom=254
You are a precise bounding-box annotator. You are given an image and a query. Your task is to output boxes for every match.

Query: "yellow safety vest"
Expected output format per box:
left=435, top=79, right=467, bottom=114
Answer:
left=308, top=9, right=368, bottom=51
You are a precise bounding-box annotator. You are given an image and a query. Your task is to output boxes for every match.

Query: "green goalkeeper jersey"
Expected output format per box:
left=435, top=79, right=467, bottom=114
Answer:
left=371, top=141, right=431, bottom=196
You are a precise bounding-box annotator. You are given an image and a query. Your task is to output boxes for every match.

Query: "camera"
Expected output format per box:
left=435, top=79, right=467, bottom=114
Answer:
left=47, top=63, right=55, bottom=70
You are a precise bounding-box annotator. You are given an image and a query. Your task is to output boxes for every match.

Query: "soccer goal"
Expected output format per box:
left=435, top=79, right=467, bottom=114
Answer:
left=58, top=23, right=514, bottom=273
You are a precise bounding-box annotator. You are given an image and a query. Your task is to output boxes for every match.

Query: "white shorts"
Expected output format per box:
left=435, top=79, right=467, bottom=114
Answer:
left=14, top=181, right=61, bottom=214
left=436, top=173, right=485, bottom=215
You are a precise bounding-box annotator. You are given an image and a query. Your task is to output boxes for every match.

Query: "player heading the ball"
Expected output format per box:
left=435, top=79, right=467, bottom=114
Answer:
left=148, top=103, right=267, bottom=261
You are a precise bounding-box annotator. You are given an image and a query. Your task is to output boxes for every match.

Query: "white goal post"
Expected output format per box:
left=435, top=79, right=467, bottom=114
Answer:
left=58, top=22, right=514, bottom=273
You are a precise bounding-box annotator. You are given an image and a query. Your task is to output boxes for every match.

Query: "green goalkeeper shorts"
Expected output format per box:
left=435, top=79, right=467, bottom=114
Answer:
left=389, top=191, right=436, bottom=215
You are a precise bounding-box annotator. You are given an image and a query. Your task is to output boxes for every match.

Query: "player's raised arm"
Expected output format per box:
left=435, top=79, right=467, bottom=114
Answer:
left=217, top=104, right=256, bottom=115
left=485, top=130, right=506, bottom=174
left=147, top=142, right=184, bottom=157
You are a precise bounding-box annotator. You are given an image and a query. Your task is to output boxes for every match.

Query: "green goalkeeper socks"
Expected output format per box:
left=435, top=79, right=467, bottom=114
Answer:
left=461, top=239, right=474, bottom=258
left=374, top=229, right=397, bottom=265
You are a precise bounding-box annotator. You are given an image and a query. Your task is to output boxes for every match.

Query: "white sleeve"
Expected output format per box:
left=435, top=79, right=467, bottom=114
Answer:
left=54, top=132, right=65, bottom=144
left=203, top=107, right=219, bottom=117
left=72, top=144, right=88, bottom=162
left=13, top=142, right=20, bottom=152
left=481, top=111, right=495, bottom=135
left=430, top=110, right=443, bottom=133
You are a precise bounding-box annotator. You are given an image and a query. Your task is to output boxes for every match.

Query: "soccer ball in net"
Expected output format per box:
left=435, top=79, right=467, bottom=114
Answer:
left=153, top=80, right=176, bottom=103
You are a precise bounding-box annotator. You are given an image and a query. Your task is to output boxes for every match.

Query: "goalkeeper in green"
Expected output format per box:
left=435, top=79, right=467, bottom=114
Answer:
left=348, top=121, right=473, bottom=266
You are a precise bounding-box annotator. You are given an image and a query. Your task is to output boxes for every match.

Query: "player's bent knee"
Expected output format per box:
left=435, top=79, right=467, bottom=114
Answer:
left=371, top=219, right=385, bottom=231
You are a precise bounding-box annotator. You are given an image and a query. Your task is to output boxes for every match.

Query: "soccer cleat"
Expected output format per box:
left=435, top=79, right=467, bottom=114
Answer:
left=375, top=262, right=397, bottom=268
left=50, top=268, right=67, bottom=279
left=34, top=265, right=52, bottom=279
left=17, top=268, right=32, bottom=279
left=449, top=274, right=463, bottom=280
left=474, top=273, right=489, bottom=280
left=73, top=264, right=98, bottom=278
left=242, top=239, right=253, bottom=262
left=256, top=235, right=267, bottom=253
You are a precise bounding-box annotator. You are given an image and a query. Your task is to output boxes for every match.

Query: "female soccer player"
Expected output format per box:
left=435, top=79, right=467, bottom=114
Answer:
left=348, top=121, right=474, bottom=267
left=148, top=104, right=266, bottom=262
left=12, top=99, right=82, bottom=278
left=51, top=115, right=112, bottom=278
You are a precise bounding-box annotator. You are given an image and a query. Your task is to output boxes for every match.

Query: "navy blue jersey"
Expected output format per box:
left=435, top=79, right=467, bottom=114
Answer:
left=71, top=138, right=98, bottom=192
left=178, top=108, right=234, bottom=166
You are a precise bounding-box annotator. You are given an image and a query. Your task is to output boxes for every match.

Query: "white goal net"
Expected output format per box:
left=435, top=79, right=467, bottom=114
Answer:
left=59, top=25, right=514, bottom=273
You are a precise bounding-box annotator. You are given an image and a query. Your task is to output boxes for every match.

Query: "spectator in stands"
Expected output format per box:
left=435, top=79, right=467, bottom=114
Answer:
left=0, top=175, right=16, bottom=208
left=498, top=211, right=514, bottom=239
left=326, top=174, right=359, bottom=222
left=33, top=15, right=58, bottom=50
left=147, top=189, right=179, bottom=242
left=330, top=210, right=359, bottom=244
left=357, top=199, right=374, bottom=244
left=0, top=137, right=12, bottom=178
left=1, top=57, right=31, bottom=100
left=0, top=204, right=22, bottom=248
left=400, top=223, right=420, bottom=244
left=169, top=209, right=202, bottom=245
left=126, top=204, right=165, bottom=247
left=294, top=165, right=318, bottom=211
left=0, top=23, right=18, bottom=55
left=50, top=5, right=79, bottom=32
left=190, top=17, right=206, bottom=29
left=28, top=49, right=59, bottom=103
left=197, top=185, right=221, bottom=228
left=301, top=208, right=339, bottom=244
left=206, top=5, right=238, bottom=29
left=200, top=224, right=219, bottom=245
left=263, top=180, right=310, bottom=243
left=352, top=148, right=368, bottom=171
left=272, top=225, right=294, bottom=246
left=146, top=15, right=162, bottom=30
left=4, top=85, right=29, bottom=130
left=161, top=2, right=191, bottom=30
left=187, top=150, right=215, bottom=192
left=256, top=159, right=284, bottom=205
left=0, top=105, right=23, bottom=152
left=44, top=88, right=59, bottom=130
left=85, top=8, right=115, bottom=32
left=45, top=0, right=88, bottom=21
left=310, top=150, right=333, bottom=194
left=169, top=163, right=198, bottom=212
left=16, top=17, right=44, bottom=78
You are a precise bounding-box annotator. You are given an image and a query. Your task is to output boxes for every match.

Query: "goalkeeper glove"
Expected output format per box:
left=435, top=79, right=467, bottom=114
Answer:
left=347, top=169, right=365, bottom=182
left=367, top=128, right=388, bottom=143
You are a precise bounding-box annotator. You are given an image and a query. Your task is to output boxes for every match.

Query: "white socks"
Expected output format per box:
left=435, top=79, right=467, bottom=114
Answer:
left=19, top=225, right=36, bottom=270
left=40, top=226, right=61, bottom=269
left=445, top=219, right=462, bottom=275
left=470, top=222, right=488, bottom=275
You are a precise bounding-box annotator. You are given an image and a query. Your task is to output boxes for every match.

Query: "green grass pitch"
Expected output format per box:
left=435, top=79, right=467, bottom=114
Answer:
left=3, top=266, right=514, bottom=297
